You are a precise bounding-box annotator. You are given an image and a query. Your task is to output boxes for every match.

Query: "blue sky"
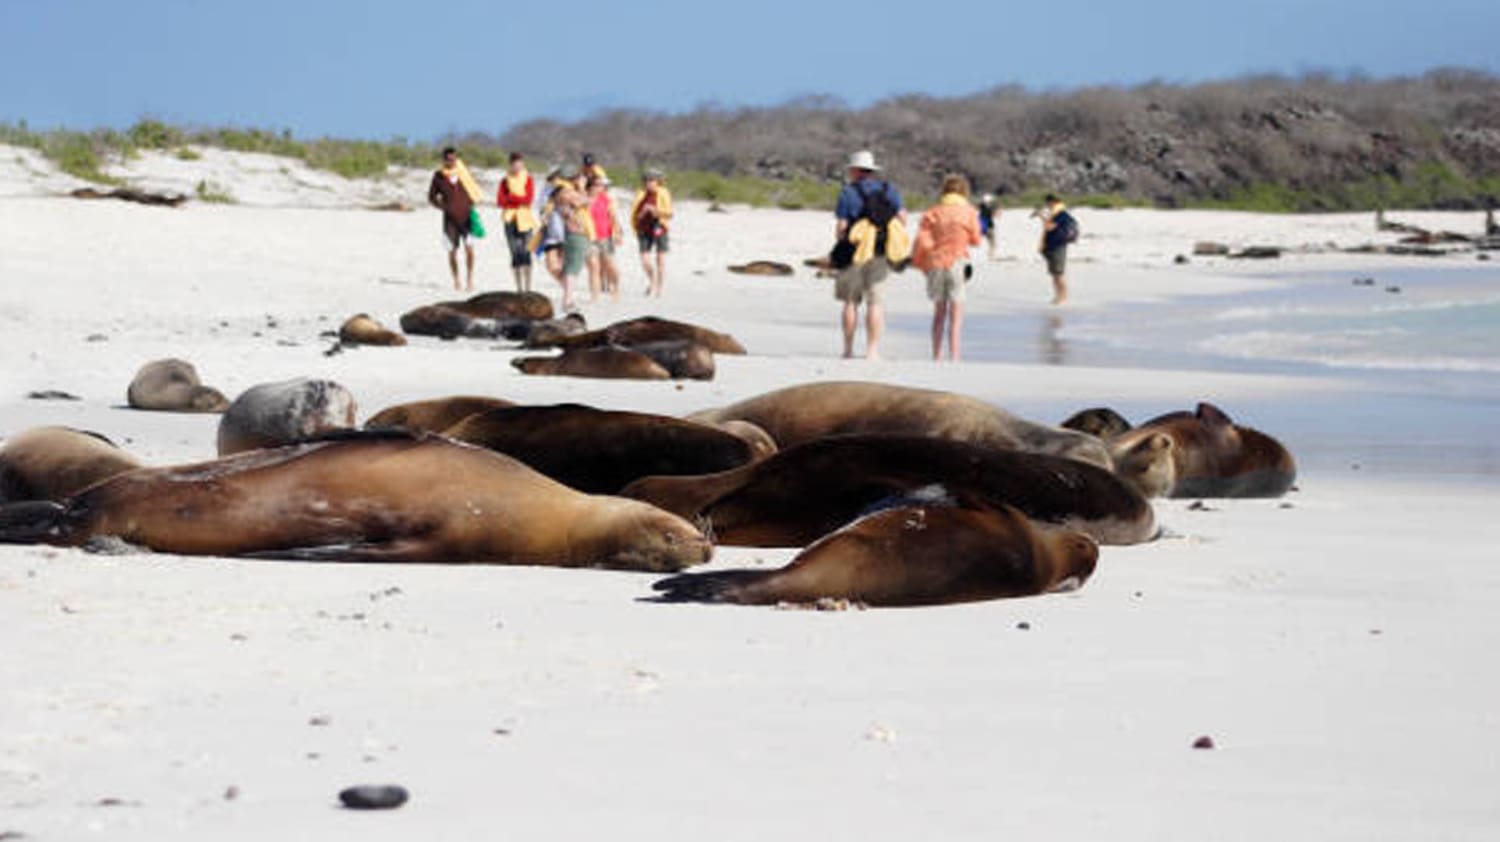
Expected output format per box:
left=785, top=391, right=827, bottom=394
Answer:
left=2, top=0, right=1496, bottom=139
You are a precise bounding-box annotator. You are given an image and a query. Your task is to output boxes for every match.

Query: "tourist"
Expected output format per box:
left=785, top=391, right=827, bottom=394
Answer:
left=586, top=176, right=623, bottom=301
left=1036, top=193, right=1078, bottom=305
left=427, top=146, right=483, bottom=291
left=496, top=152, right=537, bottom=291
left=631, top=168, right=673, bottom=297
left=831, top=149, right=906, bottom=359
left=911, top=174, right=982, bottom=361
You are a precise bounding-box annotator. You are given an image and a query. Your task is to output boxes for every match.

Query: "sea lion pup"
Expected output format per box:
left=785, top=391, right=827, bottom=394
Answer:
left=624, top=340, right=716, bottom=380
left=1107, top=402, right=1297, bottom=498
left=399, top=304, right=508, bottom=339
left=364, top=395, right=516, bottom=433
left=688, top=381, right=1112, bottom=470
left=442, top=404, right=759, bottom=494
left=338, top=313, right=407, bottom=346
left=126, top=358, right=230, bottom=413
left=525, top=316, right=747, bottom=355
left=217, top=378, right=357, bottom=456
left=621, top=434, right=1155, bottom=546
left=652, top=503, right=1098, bottom=607
left=0, top=427, right=143, bottom=502
left=444, top=290, right=554, bottom=320
left=1060, top=406, right=1132, bottom=440
left=728, top=261, right=794, bottom=276
left=0, top=432, right=712, bottom=572
left=511, top=347, right=671, bottom=380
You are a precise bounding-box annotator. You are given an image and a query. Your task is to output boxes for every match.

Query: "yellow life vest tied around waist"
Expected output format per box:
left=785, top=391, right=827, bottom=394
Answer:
left=848, top=216, right=912, bottom=266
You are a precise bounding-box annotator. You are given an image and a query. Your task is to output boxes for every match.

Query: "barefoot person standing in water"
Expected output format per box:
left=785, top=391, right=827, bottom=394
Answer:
left=1036, top=193, right=1077, bottom=305
left=831, top=149, right=906, bottom=359
left=911, top=174, right=982, bottom=361
left=428, top=147, right=484, bottom=291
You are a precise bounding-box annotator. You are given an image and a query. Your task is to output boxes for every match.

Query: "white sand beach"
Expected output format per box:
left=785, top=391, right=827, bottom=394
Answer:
left=2, top=147, right=1498, bottom=840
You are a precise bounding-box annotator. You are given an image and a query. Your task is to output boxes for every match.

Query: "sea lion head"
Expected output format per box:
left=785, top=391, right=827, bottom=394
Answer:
left=1060, top=406, right=1133, bottom=440
left=1038, top=528, right=1100, bottom=593
left=581, top=498, right=712, bottom=572
left=1108, top=432, right=1176, bottom=498
left=188, top=386, right=231, bottom=412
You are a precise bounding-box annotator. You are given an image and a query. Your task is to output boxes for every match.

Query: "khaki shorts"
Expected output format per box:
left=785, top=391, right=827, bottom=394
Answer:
left=925, top=266, right=965, bottom=303
left=834, top=259, right=890, bottom=305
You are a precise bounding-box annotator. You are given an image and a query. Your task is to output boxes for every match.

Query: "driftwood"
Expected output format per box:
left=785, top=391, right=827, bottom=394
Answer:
left=70, top=187, right=188, bottom=207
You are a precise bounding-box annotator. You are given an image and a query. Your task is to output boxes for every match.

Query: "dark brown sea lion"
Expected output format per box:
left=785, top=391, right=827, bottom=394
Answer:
left=511, top=348, right=671, bottom=380
left=519, top=312, right=588, bottom=345
left=1060, top=406, right=1133, bottom=440
left=525, top=316, right=747, bottom=355
left=364, top=395, right=516, bottom=433
left=338, top=313, right=407, bottom=346
left=688, top=381, right=1112, bottom=470
left=217, top=378, right=357, bottom=456
left=621, top=434, right=1155, bottom=546
left=399, top=304, right=509, bottom=339
left=0, top=427, right=144, bottom=502
left=728, top=261, right=794, bottom=276
left=443, top=290, right=554, bottom=321
left=1107, top=402, right=1296, bottom=498
left=126, top=359, right=229, bottom=413
left=652, top=503, right=1098, bottom=607
left=625, top=340, right=716, bottom=380
left=0, top=432, right=711, bottom=572
left=708, top=420, right=778, bottom=460
left=442, top=404, right=758, bottom=494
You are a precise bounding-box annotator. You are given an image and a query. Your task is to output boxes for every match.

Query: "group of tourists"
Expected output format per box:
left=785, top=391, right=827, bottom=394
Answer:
left=831, top=149, right=1077, bottom=362
left=429, top=148, right=673, bottom=311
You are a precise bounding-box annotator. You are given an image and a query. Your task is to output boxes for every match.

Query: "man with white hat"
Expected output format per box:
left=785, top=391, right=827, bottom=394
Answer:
left=832, top=149, right=905, bottom=359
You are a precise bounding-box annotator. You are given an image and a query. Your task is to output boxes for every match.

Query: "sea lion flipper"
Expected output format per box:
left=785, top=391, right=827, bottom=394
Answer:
left=0, top=500, right=71, bottom=543
left=650, top=569, right=768, bottom=603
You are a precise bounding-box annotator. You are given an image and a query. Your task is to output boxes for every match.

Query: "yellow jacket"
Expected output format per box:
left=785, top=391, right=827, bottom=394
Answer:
left=848, top=216, right=911, bottom=266
left=630, top=187, right=673, bottom=233
left=499, top=172, right=537, bottom=232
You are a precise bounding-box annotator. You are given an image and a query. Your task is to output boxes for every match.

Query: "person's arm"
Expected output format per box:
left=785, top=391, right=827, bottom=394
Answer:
left=965, top=211, right=982, bottom=247
left=428, top=173, right=444, bottom=210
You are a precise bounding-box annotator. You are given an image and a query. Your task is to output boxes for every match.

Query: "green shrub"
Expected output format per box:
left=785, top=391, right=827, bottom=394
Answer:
left=195, top=179, right=236, bottom=204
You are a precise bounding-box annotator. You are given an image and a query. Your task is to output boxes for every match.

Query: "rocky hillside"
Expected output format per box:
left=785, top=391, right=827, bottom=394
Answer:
left=499, top=70, right=1500, bottom=209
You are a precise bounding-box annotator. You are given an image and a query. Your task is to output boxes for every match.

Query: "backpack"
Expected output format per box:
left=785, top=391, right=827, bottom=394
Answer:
left=829, top=181, right=900, bottom=269
left=1056, top=211, right=1080, bottom=244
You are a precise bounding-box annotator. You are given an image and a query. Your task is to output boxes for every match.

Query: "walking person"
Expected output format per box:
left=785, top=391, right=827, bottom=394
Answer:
left=977, top=192, right=1000, bottom=260
left=586, top=175, right=623, bottom=301
left=556, top=165, right=594, bottom=311
left=1035, top=193, right=1078, bottom=305
left=530, top=166, right=568, bottom=291
left=631, top=168, right=673, bottom=297
left=830, top=149, right=906, bottom=360
left=497, top=152, right=537, bottom=292
left=428, top=147, right=483, bottom=291
left=911, top=174, right=982, bottom=361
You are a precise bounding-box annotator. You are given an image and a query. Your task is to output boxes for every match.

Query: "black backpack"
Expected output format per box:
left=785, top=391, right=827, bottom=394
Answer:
left=1056, top=211, right=1080, bottom=244
left=830, top=181, right=898, bottom=268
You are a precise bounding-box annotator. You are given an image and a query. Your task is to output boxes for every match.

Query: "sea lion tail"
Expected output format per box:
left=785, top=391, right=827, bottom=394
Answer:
left=650, top=570, right=765, bottom=603
left=0, top=500, right=73, bottom=544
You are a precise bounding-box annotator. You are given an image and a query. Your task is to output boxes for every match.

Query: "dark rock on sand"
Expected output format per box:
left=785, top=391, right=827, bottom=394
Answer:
left=338, top=785, right=409, bottom=810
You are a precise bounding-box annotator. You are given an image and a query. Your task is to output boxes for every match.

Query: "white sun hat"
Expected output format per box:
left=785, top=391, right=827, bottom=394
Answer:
left=847, top=149, right=880, bottom=171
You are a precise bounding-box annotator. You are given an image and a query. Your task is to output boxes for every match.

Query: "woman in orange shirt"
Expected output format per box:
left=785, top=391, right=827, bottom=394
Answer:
left=910, top=174, right=982, bottom=361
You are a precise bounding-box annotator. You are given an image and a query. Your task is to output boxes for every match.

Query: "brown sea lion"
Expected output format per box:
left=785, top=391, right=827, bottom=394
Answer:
left=443, top=290, right=554, bottom=320
left=621, top=434, right=1155, bottom=546
left=0, top=427, right=144, bottom=502
left=511, top=347, right=671, bottom=380
left=1107, top=402, right=1297, bottom=498
left=399, top=304, right=509, bottom=339
left=0, top=432, right=711, bottom=571
left=126, top=359, right=229, bottom=413
left=708, top=420, right=778, bottom=460
left=651, top=503, right=1098, bottom=607
left=1060, top=406, right=1133, bottom=440
left=338, top=313, right=407, bottom=346
left=442, top=404, right=758, bottom=494
left=625, top=340, right=716, bottom=380
left=519, top=312, right=588, bottom=345
left=728, top=261, right=794, bottom=276
left=217, top=378, right=357, bottom=456
left=365, top=395, right=516, bottom=433
left=525, top=316, right=747, bottom=355
left=688, top=381, right=1112, bottom=470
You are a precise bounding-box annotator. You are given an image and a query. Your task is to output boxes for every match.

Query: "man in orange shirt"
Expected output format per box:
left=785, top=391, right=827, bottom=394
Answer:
left=910, top=174, right=982, bottom=361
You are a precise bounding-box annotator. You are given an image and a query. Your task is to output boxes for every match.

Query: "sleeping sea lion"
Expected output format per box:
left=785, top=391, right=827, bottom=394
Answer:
left=442, top=404, right=758, bottom=494
left=1107, top=402, right=1297, bottom=498
left=365, top=395, right=516, bottom=433
left=338, top=313, right=407, bottom=346
left=652, top=503, right=1098, bottom=607
left=624, top=340, right=716, bottom=380
left=0, top=427, right=143, bottom=502
left=688, top=381, right=1112, bottom=470
left=511, top=347, right=671, bottom=380
left=621, top=434, right=1155, bottom=546
left=399, top=304, right=509, bottom=339
left=707, top=419, right=778, bottom=460
left=525, top=316, right=747, bottom=355
left=217, top=378, right=357, bottom=456
left=443, top=290, right=554, bottom=320
left=728, top=261, right=794, bottom=276
left=126, top=359, right=229, bottom=413
left=0, top=432, right=711, bottom=572
left=1060, top=406, right=1132, bottom=440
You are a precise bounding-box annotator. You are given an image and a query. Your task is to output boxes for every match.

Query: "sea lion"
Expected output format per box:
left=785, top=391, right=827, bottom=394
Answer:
left=621, top=434, right=1155, bottom=546
left=625, top=340, right=716, bottom=380
left=525, top=316, right=747, bottom=355
left=1060, top=406, right=1133, bottom=440
left=0, top=432, right=711, bottom=572
left=126, top=359, right=229, bottom=413
left=442, top=404, right=758, bottom=494
left=728, top=261, right=794, bottom=276
left=217, top=378, right=357, bottom=456
left=511, top=347, right=671, bottom=380
left=518, top=312, right=588, bottom=345
left=0, top=427, right=144, bottom=502
left=708, top=420, right=778, bottom=460
left=1107, top=402, right=1297, bottom=498
left=399, top=304, right=509, bottom=339
left=338, top=313, right=407, bottom=346
left=688, top=381, right=1112, bottom=470
left=365, top=395, right=516, bottom=433
left=443, top=290, right=554, bottom=321
left=651, top=503, right=1098, bottom=607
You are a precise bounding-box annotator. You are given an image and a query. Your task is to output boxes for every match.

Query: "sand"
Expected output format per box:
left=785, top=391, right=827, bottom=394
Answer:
left=2, top=145, right=1497, bottom=840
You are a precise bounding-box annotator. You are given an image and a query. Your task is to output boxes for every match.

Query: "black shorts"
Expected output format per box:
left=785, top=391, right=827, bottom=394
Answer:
left=1043, top=247, right=1068, bottom=276
left=443, top=215, right=473, bottom=250
left=504, top=222, right=533, bottom=268
left=637, top=230, right=670, bottom=253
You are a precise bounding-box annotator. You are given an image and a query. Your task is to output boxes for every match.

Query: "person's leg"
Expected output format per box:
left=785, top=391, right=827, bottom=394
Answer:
left=841, top=301, right=858, bottom=358
left=546, top=248, right=565, bottom=283
left=652, top=250, right=666, bottom=296
left=930, top=302, right=946, bottom=360
left=865, top=302, right=884, bottom=360
left=949, top=301, right=964, bottom=361
left=447, top=247, right=461, bottom=290
left=586, top=247, right=602, bottom=302
left=1051, top=273, right=1067, bottom=305
left=464, top=244, right=475, bottom=291
left=639, top=245, right=656, bottom=292
left=604, top=255, right=621, bottom=298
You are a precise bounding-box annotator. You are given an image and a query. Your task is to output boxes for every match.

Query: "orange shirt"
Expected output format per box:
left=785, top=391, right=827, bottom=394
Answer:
left=911, top=195, right=982, bottom=271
